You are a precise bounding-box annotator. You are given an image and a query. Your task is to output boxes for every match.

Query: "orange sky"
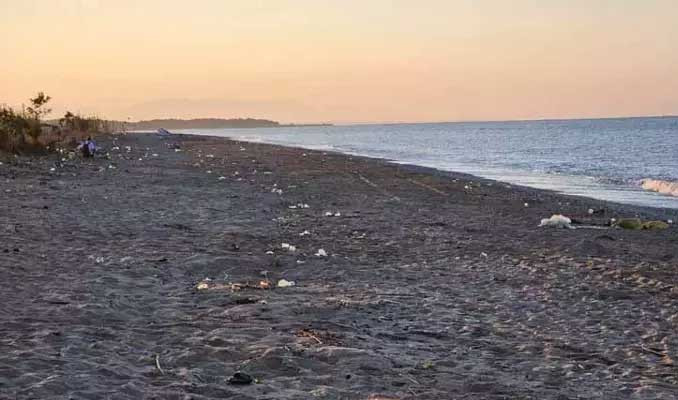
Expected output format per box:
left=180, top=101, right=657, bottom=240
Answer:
left=1, top=0, right=677, bottom=123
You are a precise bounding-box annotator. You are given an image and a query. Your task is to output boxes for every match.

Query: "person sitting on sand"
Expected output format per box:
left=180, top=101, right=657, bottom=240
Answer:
left=79, top=136, right=96, bottom=158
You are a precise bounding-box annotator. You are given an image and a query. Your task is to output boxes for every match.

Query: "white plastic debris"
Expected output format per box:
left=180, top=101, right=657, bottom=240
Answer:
left=206, top=154, right=214, bottom=158
left=95, top=256, right=105, bottom=264
left=49, top=167, right=55, bottom=172
left=277, top=279, right=295, bottom=288
left=108, top=164, right=116, bottom=169
left=334, top=212, right=341, bottom=217
left=119, top=256, right=133, bottom=263
left=152, top=153, right=158, bottom=157
left=539, top=214, right=574, bottom=229
left=324, top=211, right=333, bottom=217
left=206, top=170, right=212, bottom=174
left=125, top=146, right=132, bottom=152
left=588, top=208, right=594, bottom=215
left=218, top=176, right=226, bottom=180
left=315, top=248, right=328, bottom=257
left=668, top=219, right=674, bottom=224
left=464, top=185, right=470, bottom=190
left=281, top=243, right=290, bottom=249
left=524, top=203, right=529, bottom=207
left=196, top=282, right=209, bottom=290
left=265, top=250, right=274, bottom=255
left=480, top=252, right=488, bottom=258
left=299, top=230, right=310, bottom=236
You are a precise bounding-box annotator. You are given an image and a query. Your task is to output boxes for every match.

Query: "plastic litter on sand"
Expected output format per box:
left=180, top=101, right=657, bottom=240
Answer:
left=539, top=214, right=573, bottom=229
left=277, top=279, right=296, bottom=288
left=315, top=248, right=328, bottom=257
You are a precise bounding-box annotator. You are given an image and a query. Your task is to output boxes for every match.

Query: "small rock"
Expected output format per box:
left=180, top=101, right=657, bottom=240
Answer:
left=228, top=372, right=253, bottom=385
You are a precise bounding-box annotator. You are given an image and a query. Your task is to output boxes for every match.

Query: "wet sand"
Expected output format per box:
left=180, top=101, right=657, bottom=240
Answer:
left=1, top=132, right=678, bottom=399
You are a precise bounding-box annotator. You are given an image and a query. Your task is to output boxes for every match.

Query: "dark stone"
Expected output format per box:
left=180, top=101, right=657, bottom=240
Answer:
left=228, top=372, right=253, bottom=385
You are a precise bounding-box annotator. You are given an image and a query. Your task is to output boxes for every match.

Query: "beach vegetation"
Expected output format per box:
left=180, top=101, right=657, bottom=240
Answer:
left=0, top=92, right=116, bottom=155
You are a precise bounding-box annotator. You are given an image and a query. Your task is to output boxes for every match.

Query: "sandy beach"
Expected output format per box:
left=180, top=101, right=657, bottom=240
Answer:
left=1, top=132, right=678, bottom=399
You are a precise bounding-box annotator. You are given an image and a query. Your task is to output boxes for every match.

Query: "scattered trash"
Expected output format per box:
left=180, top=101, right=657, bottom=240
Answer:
left=108, top=164, right=116, bottom=169
left=614, top=218, right=642, bottom=230
left=196, top=281, right=209, bottom=290
left=614, top=218, right=669, bottom=230
left=206, top=170, right=212, bottom=174
left=265, top=250, right=274, bottom=255
left=258, top=280, right=271, bottom=289
left=228, top=372, right=253, bottom=385
left=588, top=208, right=594, bottom=215
left=643, top=220, right=669, bottom=230
left=524, top=203, right=529, bottom=207
left=218, top=176, right=226, bottom=180
left=152, top=153, right=158, bottom=157
left=119, top=256, right=133, bottom=263
left=539, top=214, right=574, bottom=229
left=49, top=167, right=55, bottom=172
left=277, top=279, right=296, bottom=288
left=480, top=252, right=488, bottom=258
left=315, top=248, right=328, bottom=257
left=281, top=243, right=296, bottom=252
left=299, top=230, right=310, bottom=236
left=95, top=256, right=105, bottom=264
left=668, top=219, right=674, bottom=224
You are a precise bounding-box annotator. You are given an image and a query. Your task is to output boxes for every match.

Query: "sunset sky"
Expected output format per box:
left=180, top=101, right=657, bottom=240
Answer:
left=1, top=0, right=677, bottom=123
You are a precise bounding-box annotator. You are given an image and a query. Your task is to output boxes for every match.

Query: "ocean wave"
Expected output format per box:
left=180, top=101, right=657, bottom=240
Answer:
left=640, top=179, right=678, bottom=197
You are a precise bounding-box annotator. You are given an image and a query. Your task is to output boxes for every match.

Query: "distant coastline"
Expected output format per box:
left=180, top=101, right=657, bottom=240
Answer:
left=124, top=118, right=332, bottom=130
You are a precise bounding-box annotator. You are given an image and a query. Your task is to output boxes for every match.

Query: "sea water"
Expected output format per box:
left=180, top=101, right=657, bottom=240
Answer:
left=179, top=117, right=678, bottom=209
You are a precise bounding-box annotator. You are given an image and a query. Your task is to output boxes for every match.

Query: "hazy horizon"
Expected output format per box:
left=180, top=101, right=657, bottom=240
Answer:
left=2, top=0, right=677, bottom=124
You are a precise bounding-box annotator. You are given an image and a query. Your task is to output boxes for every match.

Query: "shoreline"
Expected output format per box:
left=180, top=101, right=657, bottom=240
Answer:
left=2, top=132, right=678, bottom=398
left=172, top=130, right=678, bottom=217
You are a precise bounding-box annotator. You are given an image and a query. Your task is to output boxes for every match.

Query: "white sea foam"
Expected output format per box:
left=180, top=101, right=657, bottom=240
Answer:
left=641, top=179, right=678, bottom=197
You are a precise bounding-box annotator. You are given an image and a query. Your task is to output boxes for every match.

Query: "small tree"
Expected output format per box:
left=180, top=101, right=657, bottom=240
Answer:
left=23, top=92, right=51, bottom=142
left=25, top=92, right=52, bottom=120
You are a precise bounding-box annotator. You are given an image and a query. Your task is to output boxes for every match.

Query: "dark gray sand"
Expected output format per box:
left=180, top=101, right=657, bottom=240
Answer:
left=1, top=132, right=678, bottom=399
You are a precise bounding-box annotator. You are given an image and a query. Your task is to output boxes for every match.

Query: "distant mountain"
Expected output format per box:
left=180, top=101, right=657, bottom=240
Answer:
left=128, top=118, right=282, bottom=130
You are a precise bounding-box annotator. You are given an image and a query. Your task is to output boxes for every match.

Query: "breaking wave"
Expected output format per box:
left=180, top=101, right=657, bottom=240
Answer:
left=640, top=179, right=678, bottom=197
